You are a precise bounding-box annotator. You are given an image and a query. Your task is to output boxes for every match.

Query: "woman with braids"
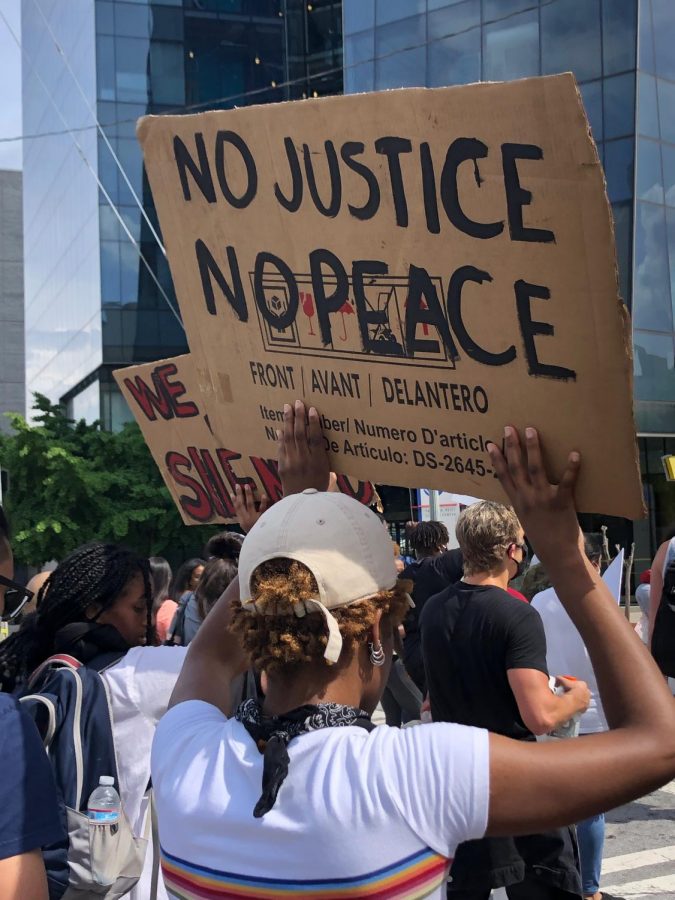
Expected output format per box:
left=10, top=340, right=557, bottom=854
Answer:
left=150, top=403, right=675, bottom=899
left=400, top=520, right=464, bottom=692
left=0, top=541, right=186, bottom=900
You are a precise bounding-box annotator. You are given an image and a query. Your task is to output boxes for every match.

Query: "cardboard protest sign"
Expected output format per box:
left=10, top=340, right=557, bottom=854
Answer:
left=137, top=73, right=643, bottom=518
left=113, top=354, right=373, bottom=525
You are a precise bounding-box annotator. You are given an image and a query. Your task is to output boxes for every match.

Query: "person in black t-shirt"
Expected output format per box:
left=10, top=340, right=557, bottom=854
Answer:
left=421, top=500, right=590, bottom=900
left=400, top=521, right=463, bottom=692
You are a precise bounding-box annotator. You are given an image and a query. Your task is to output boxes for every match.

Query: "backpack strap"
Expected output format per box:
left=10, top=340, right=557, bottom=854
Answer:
left=27, top=653, right=82, bottom=690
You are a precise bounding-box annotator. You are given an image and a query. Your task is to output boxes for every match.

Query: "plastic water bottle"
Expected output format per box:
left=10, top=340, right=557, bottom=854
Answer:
left=87, top=776, right=120, bottom=824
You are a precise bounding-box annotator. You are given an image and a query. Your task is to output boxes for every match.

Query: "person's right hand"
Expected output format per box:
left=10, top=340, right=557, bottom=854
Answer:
left=233, top=484, right=269, bottom=534
left=277, top=400, right=331, bottom=496
left=487, top=426, right=581, bottom=567
left=556, top=676, right=591, bottom=714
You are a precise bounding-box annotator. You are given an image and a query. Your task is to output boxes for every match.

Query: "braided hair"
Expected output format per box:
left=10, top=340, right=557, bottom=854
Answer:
left=409, top=521, right=449, bottom=556
left=0, top=542, right=151, bottom=691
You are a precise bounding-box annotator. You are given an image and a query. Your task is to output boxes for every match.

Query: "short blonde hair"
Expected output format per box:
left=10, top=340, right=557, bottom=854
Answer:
left=456, top=501, right=521, bottom=576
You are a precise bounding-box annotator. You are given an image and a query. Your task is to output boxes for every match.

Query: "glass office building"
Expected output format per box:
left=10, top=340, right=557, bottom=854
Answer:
left=343, top=0, right=674, bottom=560
left=22, top=0, right=342, bottom=430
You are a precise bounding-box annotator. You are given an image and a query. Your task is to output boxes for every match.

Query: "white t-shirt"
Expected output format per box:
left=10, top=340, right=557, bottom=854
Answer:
left=531, top=589, right=607, bottom=734
left=152, top=700, right=489, bottom=899
left=102, top=645, right=187, bottom=900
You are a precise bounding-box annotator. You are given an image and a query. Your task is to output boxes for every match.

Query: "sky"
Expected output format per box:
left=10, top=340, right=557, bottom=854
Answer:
left=0, top=0, right=22, bottom=170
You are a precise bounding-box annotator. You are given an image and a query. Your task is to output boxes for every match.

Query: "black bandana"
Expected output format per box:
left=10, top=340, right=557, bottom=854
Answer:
left=236, top=698, right=374, bottom=817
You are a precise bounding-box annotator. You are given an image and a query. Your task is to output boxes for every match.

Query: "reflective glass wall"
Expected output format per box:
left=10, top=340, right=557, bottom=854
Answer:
left=25, top=0, right=343, bottom=430
left=344, top=0, right=636, bottom=309
left=343, top=0, right=675, bottom=560
left=22, top=0, right=102, bottom=420
left=633, top=0, right=675, bottom=435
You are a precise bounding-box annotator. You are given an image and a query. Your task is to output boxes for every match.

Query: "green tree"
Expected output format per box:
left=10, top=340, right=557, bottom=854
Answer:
left=0, top=395, right=218, bottom=566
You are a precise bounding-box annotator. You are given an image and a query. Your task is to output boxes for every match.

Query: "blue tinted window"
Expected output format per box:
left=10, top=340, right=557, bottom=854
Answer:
left=662, top=143, right=675, bottom=207
left=602, top=0, right=636, bottom=76
left=605, top=138, right=634, bottom=203
left=96, top=35, right=116, bottom=101
left=482, top=0, right=536, bottom=20
left=657, top=78, right=675, bottom=144
left=345, top=29, right=374, bottom=66
left=100, top=241, right=121, bottom=305
left=636, top=137, right=664, bottom=203
left=667, top=207, right=675, bottom=321
left=376, top=0, right=424, bottom=26
left=428, top=0, right=480, bottom=41
left=633, top=330, right=675, bottom=403
left=637, top=73, right=659, bottom=138
left=541, top=0, right=601, bottom=83
left=580, top=80, right=603, bottom=142
left=375, top=16, right=426, bottom=88
left=114, top=2, right=150, bottom=38
left=150, top=42, right=185, bottom=105
left=343, top=0, right=375, bottom=35
left=603, top=73, right=635, bottom=139
left=638, top=0, right=655, bottom=72
left=483, top=8, right=538, bottom=81
left=633, top=201, right=673, bottom=331
left=612, top=200, right=632, bottom=305
left=428, top=25, right=481, bottom=86
left=150, top=6, right=184, bottom=41
left=652, top=0, right=675, bottom=81
left=115, top=37, right=150, bottom=103
left=96, top=2, right=114, bottom=34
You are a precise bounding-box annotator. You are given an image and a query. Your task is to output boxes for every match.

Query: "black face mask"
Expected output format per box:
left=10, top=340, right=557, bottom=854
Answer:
left=510, top=544, right=529, bottom=580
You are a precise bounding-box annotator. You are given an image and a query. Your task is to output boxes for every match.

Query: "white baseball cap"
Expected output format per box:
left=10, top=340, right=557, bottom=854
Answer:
left=239, top=489, right=407, bottom=664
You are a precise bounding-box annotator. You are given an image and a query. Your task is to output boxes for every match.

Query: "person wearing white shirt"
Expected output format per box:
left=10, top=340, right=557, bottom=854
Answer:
left=151, top=403, right=675, bottom=900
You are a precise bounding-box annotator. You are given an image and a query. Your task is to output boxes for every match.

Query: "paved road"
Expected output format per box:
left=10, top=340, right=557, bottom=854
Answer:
left=492, top=782, right=675, bottom=899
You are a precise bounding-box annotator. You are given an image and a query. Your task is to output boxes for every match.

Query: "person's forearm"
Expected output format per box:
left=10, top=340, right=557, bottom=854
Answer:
left=547, top=690, right=586, bottom=729
left=169, top=577, right=248, bottom=713
left=541, top=547, right=673, bottom=734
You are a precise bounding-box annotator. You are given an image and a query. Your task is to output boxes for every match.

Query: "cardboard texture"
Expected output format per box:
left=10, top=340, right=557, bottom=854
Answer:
left=113, top=354, right=373, bottom=525
left=132, top=73, right=643, bottom=518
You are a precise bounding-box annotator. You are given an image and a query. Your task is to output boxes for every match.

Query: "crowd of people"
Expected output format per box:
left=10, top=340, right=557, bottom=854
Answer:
left=0, top=401, right=674, bottom=900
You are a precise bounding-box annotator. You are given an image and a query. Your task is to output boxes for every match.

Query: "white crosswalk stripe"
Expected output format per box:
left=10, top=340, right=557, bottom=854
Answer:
left=602, top=872, right=675, bottom=896
left=602, top=843, right=675, bottom=873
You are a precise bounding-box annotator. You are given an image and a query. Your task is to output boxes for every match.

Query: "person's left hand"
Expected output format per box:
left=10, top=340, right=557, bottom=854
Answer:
left=277, top=400, right=331, bottom=496
left=233, top=484, right=269, bottom=533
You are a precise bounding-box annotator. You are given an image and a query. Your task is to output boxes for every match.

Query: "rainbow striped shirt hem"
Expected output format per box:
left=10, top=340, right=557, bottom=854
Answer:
left=161, top=846, right=451, bottom=899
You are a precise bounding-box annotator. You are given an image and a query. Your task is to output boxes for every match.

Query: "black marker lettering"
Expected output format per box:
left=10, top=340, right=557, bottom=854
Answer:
left=420, top=142, right=440, bottom=235
left=405, top=264, right=458, bottom=359
left=440, top=138, right=504, bottom=239
left=374, top=136, right=413, bottom=227
left=340, top=142, right=380, bottom=220
left=447, top=266, right=517, bottom=366
left=352, top=260, right=404, bottom=356
left=274, top=137, right=303, bottom=212
left=174, top=133, right=216, bottom=203
left=515, top=280, right=575, bottom=380
left=214, top=130, right=257, bottom=209
left=502, top=144, right=555, bottom=243
left=309, top=249, right=350, bottom=345
left=303, top=141, right=342, bottom=218
left=254, top=252, right=299, bottom=331
left=195, top=239, right=247, bottom=320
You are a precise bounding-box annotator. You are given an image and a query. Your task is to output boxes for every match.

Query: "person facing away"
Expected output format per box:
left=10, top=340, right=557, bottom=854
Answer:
left=171, top=536, right=243, bottom=646
left=166, top=557, right=205, bottom=646
left=150, top=556, right=174, bottom=644
left=150, top=402, right=675, bottom=900
left=531, top=535, right=625, bottom=900
left=420, top=500, right=591, bottom=899
left=400, top=520, right=463, bottom=691
left=0, top=506, right=64, bottom=900
left=0, top=541, right=187, bottom=900
left=648, top=525, right=675, bottom=688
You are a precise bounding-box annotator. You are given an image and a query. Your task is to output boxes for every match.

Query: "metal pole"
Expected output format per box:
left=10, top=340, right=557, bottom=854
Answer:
left=428, top=489, right=440, bottom=520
